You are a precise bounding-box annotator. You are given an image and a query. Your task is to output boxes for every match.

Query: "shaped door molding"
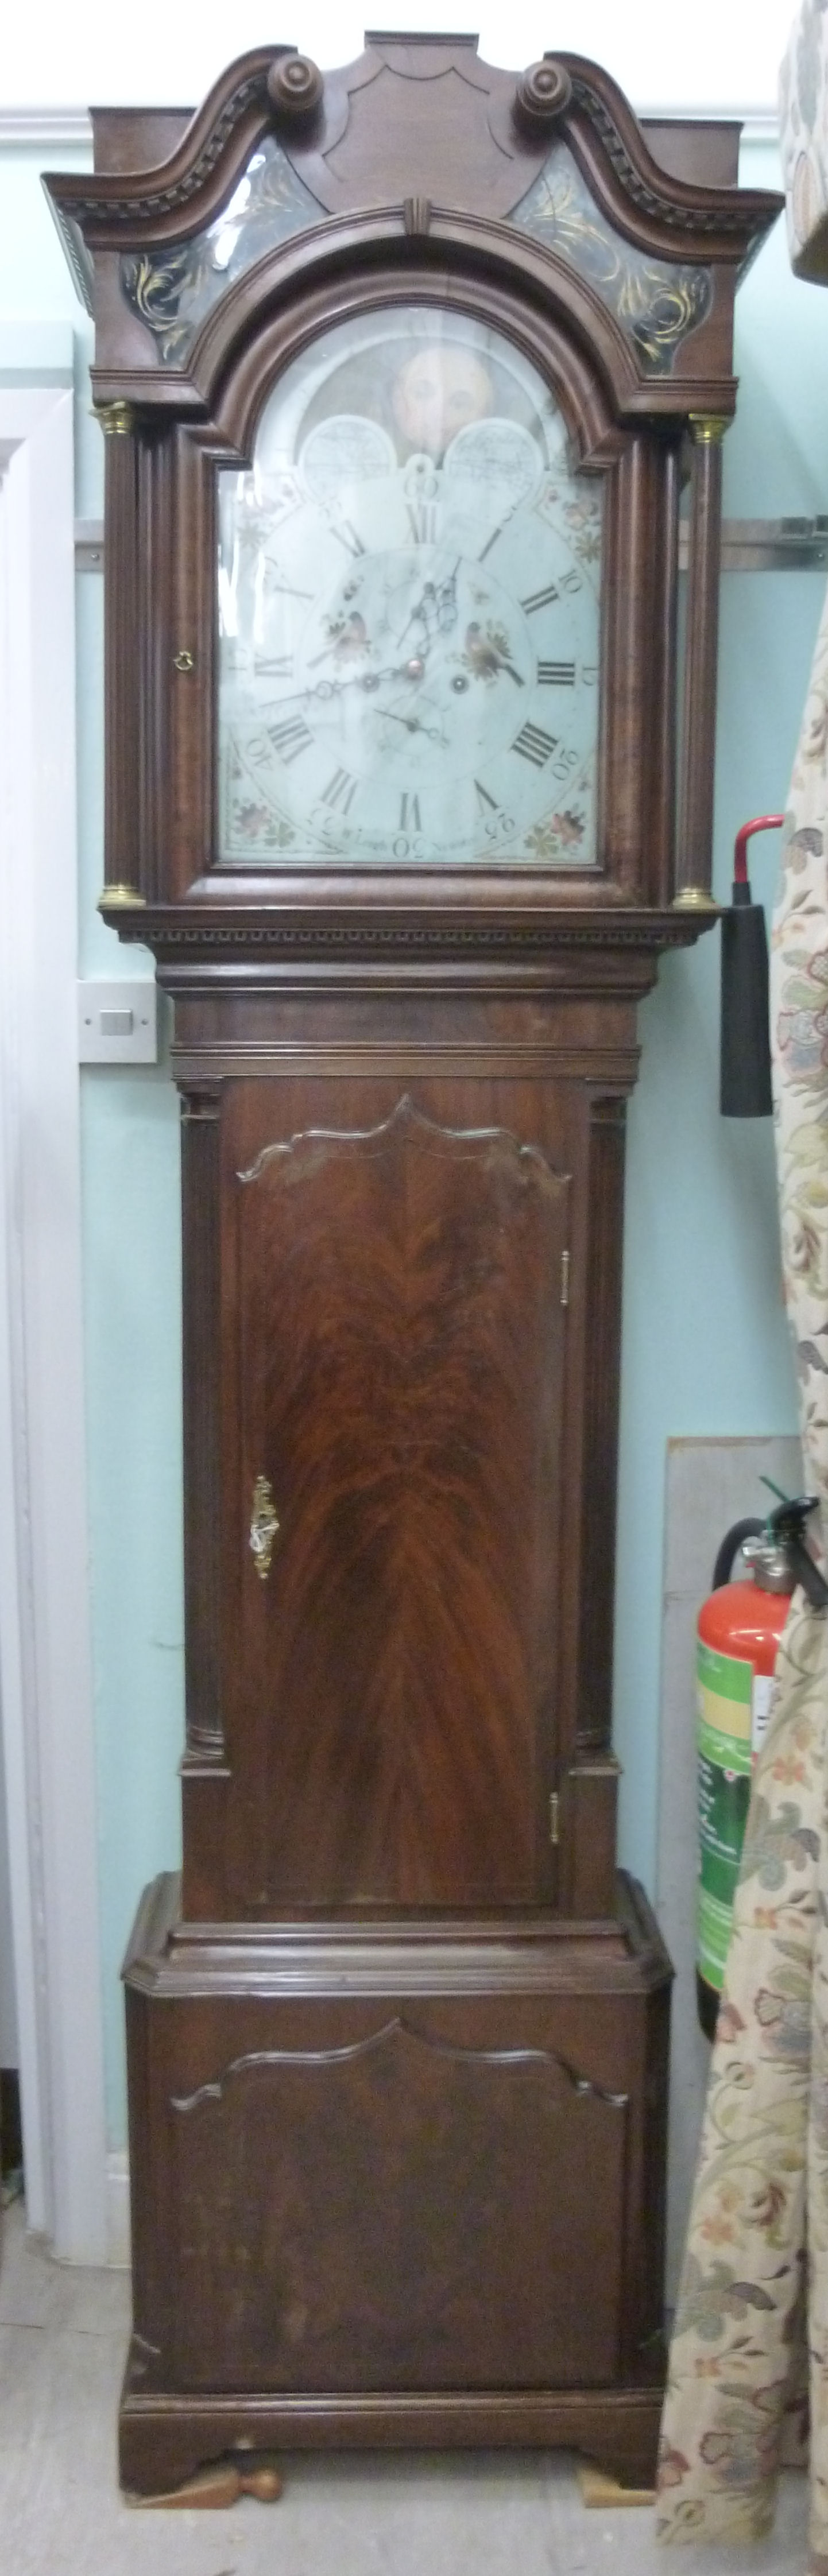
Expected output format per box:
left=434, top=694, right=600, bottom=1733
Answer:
left=225, top=1089, right=571, bottom=1915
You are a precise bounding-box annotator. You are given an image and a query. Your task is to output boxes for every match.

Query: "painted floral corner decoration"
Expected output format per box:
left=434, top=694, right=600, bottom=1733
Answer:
left=510, top=141, right=712, bottom=376
left=121, top=138, right=322, bottom=365
left=523, top=810, right=586, bottom=861
left=220, top=743, right=296, bottom=855
left=228, top=801, right=296, bottom=852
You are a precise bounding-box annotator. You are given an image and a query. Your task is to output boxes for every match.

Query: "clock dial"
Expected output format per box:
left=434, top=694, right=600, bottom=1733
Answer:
left=216, top=310, right=602, bottom=867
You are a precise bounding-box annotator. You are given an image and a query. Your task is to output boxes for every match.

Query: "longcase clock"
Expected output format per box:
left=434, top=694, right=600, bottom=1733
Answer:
left=46, top=34, right=780, bottom=2497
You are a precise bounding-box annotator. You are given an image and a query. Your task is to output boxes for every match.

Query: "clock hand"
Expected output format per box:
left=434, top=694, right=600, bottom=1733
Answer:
left=374, top=703, right=446, bottom=743
left=261, top=665, right=444, bottom=737
left=256, top=657, right=434, bottom=714
left=396, top=560, right=460, bottom=653
left=319, top=671, right=443, bottom=731
left=434, top=564, right=459, bottom=636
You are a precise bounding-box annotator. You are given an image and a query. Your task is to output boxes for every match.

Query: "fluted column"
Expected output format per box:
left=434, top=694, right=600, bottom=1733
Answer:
left=674, top=414, right=729, bottom=911
left=97, top=401, right=145, bottom=911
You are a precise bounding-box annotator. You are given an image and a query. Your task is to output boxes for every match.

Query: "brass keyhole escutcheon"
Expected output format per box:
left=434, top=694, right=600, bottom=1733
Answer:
left=173, top=648, right=195, bottom=673
left=249, top=1475, right=280, bottom=1581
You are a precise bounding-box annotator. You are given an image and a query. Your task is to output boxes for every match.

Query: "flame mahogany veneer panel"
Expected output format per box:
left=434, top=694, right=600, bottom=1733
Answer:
left=222, top=1080, right=571, bottom=1914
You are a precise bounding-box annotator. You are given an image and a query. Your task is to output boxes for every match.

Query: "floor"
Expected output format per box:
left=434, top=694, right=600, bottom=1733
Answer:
left=0, top=2202, right=812, bottom=2575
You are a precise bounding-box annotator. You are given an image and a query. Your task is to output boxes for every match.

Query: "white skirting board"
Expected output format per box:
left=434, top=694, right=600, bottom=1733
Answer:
left=0, top=367, right=107, bottom=2264
left=106, top=2155, right=131, bottom=2271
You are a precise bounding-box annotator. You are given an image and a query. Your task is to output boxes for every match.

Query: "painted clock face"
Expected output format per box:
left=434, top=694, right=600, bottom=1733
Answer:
left=216, top=309, right=602, bottom=869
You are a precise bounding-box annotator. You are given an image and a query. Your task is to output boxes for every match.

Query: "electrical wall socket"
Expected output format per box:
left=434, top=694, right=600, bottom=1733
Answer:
left=77, top=979, right=158, bottom=1065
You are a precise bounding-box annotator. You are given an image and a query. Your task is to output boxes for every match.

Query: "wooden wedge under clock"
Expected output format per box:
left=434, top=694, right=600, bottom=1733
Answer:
left=45, top=33, right=780, bottom=2498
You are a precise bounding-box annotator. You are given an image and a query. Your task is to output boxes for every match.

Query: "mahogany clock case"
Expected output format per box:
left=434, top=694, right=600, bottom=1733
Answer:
left=43, top=36, right=781, bottom=2498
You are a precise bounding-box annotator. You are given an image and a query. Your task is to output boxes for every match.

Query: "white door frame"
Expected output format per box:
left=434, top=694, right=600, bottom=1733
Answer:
left=0, top=376, right=107, bottom=2262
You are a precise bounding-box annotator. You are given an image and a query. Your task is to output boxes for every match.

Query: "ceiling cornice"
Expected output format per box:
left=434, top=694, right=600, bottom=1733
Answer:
left=0, top=102, right=782, bottom=154
left=0, top=106, right=92, bottom=146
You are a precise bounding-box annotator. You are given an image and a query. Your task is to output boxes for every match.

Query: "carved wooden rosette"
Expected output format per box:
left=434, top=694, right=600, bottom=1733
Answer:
left=44, top=36, right=780, bottom=2503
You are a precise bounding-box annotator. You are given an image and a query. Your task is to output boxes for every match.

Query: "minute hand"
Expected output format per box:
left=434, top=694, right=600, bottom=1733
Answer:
left=397, top=561, right=460, bottom=651
left=259, top=661, right=423, bottom=713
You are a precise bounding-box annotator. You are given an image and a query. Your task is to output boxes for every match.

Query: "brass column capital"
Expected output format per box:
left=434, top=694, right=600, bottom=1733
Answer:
left=671, top=886, right=719, bottom=913
left=97, top=400, right=137, bottom=437
left=97, top=884, right=146, bottom=911
left=687, top=414, right=730, bottom=446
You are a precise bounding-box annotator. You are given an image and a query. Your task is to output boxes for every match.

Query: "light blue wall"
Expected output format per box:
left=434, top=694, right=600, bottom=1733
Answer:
left=0, top=145, right=184, bottom=2147
left=614, top=142, right=825, bottom=1884
left=1, top=131, right=821, bottom=2148
left=74, top=558, right=184, bottom=2156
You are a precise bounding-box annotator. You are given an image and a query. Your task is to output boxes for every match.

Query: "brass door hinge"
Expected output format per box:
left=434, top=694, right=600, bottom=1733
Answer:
left=549, top=1790, right=560, bottom=1847
left=560, top=1250, right=570, bottom=1308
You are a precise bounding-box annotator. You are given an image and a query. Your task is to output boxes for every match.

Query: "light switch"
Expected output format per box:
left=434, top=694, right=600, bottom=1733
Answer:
left=78, top=979, right=158, bottom=1064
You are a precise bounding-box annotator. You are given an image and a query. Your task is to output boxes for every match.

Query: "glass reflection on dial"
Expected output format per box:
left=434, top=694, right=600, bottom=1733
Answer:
left=216, top=307, right=602, bottom=868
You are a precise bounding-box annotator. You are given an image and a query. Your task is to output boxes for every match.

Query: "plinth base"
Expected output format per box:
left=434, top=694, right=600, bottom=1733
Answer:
left=119, top=2381, right=664, bottom=2499
left=120, top=1871, right=671, bottom=2497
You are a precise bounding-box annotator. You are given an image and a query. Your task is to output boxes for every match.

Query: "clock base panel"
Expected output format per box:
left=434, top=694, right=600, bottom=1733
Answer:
left=118, top=2376, right=665, bottom=2498
left=120, top=1870, right=670, bottom=2497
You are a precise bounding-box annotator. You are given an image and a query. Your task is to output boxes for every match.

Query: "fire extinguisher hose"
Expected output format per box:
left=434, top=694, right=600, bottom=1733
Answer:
left=711, top=1518, right=764, bottom=1590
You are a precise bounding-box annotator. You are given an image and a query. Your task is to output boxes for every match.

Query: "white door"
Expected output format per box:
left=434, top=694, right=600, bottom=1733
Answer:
left=0, top=371, right=107, bottom=2261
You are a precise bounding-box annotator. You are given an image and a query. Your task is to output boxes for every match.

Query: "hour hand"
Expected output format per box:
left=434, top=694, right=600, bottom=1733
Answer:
left=433, top=566, right=459, bottom=636
left=398, top=563, right=459, bottom=652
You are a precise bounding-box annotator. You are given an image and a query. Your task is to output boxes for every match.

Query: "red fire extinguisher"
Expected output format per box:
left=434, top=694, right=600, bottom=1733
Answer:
left=696, top=1494, right=827, bottom=2040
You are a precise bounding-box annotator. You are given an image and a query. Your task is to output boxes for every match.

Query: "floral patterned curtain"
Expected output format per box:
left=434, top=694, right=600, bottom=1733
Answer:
left=655, top=10, right=828, bottom=2555
left=656, top=19, right=828, bottom=2555
left=656, top=406, right=828, bottom=2575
